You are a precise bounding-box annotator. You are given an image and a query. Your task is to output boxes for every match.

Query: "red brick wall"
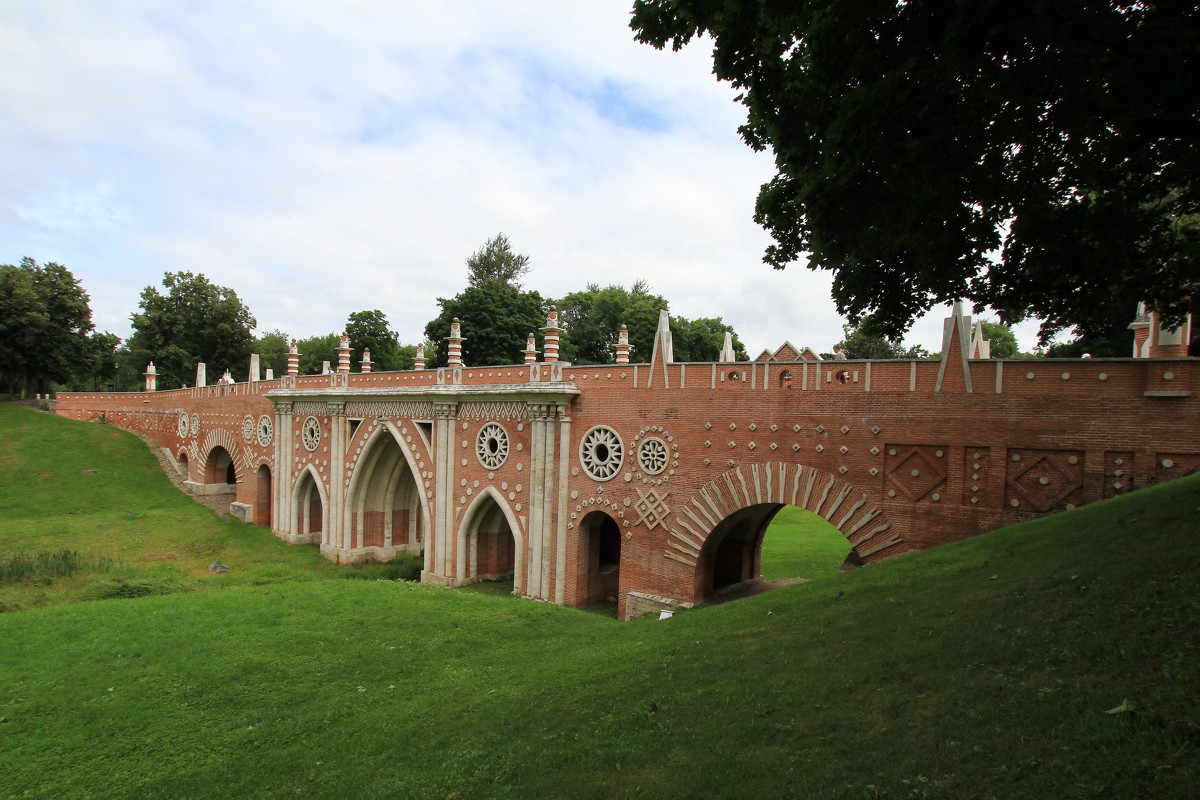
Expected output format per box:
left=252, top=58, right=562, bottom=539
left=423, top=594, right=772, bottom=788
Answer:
left=55, top=354, right=1199, bottom=617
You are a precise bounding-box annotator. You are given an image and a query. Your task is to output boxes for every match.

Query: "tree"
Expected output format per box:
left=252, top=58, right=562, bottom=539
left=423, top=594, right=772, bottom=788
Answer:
left=671, top=315, right=745, bottom=363
left=979, top=321, right=1020, bottom=359
left=296, top=333, right=341, bottom=375
left=631, top=2, right=1200, bottom=340
left=345, top=310, right=405, bottom=371
left=423, top=283, right=546, bottom=368
left=465, top=233, right=531, bottom=289
left=65, top=332, right=122, bottom=392
left=0, top=258, right=94, bottom=397
left=555, top=281, right=667, bottom=364
left=1045, top=296, right=1138, bottom=358
left=125, top=271, right=255, bottom=389
left=830, top=318, right=929, bottom=361
left=253, top=329, right=292, bottom=378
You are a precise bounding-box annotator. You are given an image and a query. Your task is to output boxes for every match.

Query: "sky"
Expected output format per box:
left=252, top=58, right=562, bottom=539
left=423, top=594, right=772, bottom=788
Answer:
left=1, top=0, right=1043, bottom=358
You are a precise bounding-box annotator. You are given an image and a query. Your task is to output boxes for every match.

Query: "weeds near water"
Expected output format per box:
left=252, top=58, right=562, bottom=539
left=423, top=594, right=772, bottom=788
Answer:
left=0, top=549, right=113, bottom=584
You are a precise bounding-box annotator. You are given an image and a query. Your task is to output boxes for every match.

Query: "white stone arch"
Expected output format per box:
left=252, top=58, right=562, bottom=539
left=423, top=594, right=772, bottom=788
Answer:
left=455, top=486, right=527, bottom=593
left=343, top=422, right=431, bottom=553
left=664, top=461, right=904, bottom=599
left=290, top=463, right=329, bottom=546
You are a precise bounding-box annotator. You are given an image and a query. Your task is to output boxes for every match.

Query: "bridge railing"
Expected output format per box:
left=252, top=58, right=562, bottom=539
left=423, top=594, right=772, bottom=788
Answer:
left=628, top=357, right=1196, bottom=398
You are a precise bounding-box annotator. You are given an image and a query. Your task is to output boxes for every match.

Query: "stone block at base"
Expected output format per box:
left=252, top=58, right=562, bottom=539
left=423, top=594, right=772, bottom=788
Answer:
left=421, top=570, right=457, bottom=587
left=229, top=502, right=252, bottom=522
left=624, top=591, right=694, bottom=621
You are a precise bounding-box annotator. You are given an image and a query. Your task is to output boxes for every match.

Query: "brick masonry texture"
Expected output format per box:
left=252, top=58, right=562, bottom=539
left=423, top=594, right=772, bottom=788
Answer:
left=57, top=308, right=1199, bottom=619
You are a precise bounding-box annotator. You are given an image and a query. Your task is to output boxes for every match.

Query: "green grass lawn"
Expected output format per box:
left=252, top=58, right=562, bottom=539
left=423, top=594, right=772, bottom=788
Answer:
left=0, top=404, right=348, bottom=611
left=1, top=403, right=1198, bottom=798
left=759, top=505, right=853, bottom=579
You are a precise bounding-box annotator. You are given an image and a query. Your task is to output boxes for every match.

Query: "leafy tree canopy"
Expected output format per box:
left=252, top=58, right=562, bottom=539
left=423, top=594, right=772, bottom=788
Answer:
left=632, top=1, right=1200, bottom=340
left=125, top=271, right=256, bottom=389
left=1045, top=295, right=1139, bottom=358
left=979, top=320, right=1020, bottom=359
left=67, top=332, right=123, bottom=392
left=671, top=315, right=746, bottom=363
left=345, top=309, right=407, bottom=371
left=253, top=329, right=292, bottom=378
left=555, top=281, right=667, bottom=364
left=830, top=317, right=929, bottom=360
left=296, top=333, right=341, bottom=375
left=423, top=283, right=546, bottom=368
left=0, top=258, right=94, bottom=397
left=466, top=233, right=531, bottom=289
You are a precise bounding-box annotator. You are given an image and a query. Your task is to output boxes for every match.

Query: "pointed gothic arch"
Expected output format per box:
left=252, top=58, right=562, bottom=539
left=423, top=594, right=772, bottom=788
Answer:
left=290, top=464, right=328, bottom=545
left=661, top=461, right=905, bottom=602
left=344, top=423, right=429, bottom=557
left=456, top=487, right=526, bottom=592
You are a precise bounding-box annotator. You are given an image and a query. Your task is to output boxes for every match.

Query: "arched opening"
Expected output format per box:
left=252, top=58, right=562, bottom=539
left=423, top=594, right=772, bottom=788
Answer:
left=581, top=510, right=621, bottom=606
left=255, top=465, right=272, bottom=527
left=464, top=494, right=516, bottom=587
left=348, top=431, right=423, bottom=556
left=203, top=446, right=237, bottom=487
left=695, top=503, right=853, bottom=604
left=175, top=451, right=189, bottom=479
left=293, top=469, right=324, bottom=545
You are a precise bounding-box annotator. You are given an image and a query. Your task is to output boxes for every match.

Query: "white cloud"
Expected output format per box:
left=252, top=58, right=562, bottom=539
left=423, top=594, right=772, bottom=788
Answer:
left=0, top=0, right=1047, bottom=359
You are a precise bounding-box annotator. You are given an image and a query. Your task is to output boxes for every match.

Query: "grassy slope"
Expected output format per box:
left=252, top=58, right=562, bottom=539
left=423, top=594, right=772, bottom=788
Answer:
left=1, top=404, right=1198, bottom=799
left=758, top=504, right=852, bottom=579
left=0, top=404, right=346, bottom=610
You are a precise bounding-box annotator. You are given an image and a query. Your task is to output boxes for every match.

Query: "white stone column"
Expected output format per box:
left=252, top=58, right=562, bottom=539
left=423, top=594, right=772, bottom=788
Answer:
left=326, top=401, right=347, bottom=554
left=273, top=401, right=293, bottom=538
left=526, top=402, right=559, bottom=600
left=554, top=403, right=571, bottom=604
left=430, top=402, right=458, bottom=581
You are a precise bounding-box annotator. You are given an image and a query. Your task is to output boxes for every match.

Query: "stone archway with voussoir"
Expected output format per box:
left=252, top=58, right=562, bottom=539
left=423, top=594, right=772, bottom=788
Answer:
left=662, top=462, right=903, bottom=602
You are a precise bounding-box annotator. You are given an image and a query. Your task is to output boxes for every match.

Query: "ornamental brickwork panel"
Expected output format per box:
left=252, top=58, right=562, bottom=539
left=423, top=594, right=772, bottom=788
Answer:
left=1005, top=449, right=1084, bottom=513
left=884, top=445, right=949, bottom=503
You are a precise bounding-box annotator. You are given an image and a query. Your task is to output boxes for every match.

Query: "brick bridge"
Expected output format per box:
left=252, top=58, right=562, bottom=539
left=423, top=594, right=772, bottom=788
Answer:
left=56, top=304, right=1199, bottom=619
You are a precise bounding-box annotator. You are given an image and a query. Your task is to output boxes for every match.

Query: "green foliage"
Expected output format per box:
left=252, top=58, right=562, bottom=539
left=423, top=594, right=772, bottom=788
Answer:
left=1047, top=296, right=1143, bottom=358
left=0, top=404, right=347, bottom=610
left=555, top=281, right=666, bottom=364
left=465, top=232, right=531, bottom=289
left=124, top=271, right=256, bottom=389
left=341, top=553, right=423, bottom=582
left=0, top=258, right=94, bottom=397
left=423, top=283, right=546, bottom=367
left=345, top=309, right=408, bottom=371
left=670, top=315, right=745, bottom=362
left=80, top=577, right=189, bottom=600
left=979, top=320, right=1019, bottom=359
left=831, top=317, right=929, bottom=360
left=295, top=332, right=340, bottom=375
left=252, top=329, right=291, bottom=378
left=631, top=1, right=1200, bottom=339
left=553, top=281, right=745, bottom=365
left=0, top=550, right=113, bottom=585
left=67, top=331, right=123, bottom=392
